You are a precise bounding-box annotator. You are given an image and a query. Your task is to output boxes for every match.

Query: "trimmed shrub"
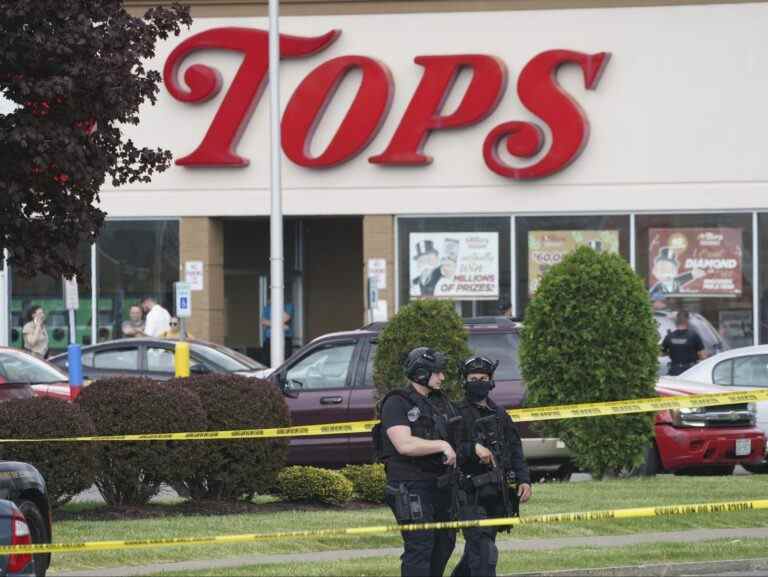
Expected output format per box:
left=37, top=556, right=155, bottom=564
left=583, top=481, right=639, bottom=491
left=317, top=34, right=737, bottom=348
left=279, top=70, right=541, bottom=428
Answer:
left=373, top=299, right=471, bottom=401
left=519, top=247, right=659, bottom=479
left=167, top=374, right=290, bottom=501
left=0, top=398, right=96, bottom=508
left=78, top=378, right=207, bottom=506
left=277, top=466, right=353, bottom=506
left=340, top=464, right=386, bottom=503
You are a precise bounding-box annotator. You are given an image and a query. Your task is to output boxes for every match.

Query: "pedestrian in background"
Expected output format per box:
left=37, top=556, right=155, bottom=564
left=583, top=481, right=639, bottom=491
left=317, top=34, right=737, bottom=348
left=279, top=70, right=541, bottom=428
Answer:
left=661, top=310, right=706, bottom=375
left=121, top=304, right=146, bottom=338
left=142, top=296, right=171, bottom=337
left=22, top=305, right=49, bottom=358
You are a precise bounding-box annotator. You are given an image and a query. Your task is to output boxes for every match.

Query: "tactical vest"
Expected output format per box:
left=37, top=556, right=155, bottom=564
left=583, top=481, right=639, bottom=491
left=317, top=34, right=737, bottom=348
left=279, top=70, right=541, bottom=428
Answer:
left=373, top=388, right=457, bottom=465
left=457, top=400, right=513, bottom=474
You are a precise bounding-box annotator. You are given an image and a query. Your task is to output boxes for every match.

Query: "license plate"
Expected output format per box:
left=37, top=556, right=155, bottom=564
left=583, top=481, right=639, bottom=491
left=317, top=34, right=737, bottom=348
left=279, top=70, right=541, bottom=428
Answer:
left=735, top=438, right=752, bottom=457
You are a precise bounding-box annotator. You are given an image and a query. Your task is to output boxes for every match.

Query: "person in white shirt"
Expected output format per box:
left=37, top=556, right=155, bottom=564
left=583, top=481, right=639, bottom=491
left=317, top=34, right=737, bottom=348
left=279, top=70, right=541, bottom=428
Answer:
left=141, top=297, right=171, bottom=338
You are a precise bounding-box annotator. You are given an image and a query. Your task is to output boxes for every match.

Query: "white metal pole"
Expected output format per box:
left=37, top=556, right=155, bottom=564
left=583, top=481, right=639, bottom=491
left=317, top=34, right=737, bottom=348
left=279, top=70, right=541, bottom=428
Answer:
left=91, top=243, right=97, bottom=345
left=753, top=211, right=759, bottom=346
left=268, top=0, right=285, bottom=368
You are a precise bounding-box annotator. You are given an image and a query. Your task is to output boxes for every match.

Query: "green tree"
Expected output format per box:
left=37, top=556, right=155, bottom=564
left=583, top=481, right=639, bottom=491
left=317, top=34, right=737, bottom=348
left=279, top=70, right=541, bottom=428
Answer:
left=373, top=299, right=471, bottom=401
left=519, top=246, right=658, bottom=478
left=0, top=1, right=191, bottom=277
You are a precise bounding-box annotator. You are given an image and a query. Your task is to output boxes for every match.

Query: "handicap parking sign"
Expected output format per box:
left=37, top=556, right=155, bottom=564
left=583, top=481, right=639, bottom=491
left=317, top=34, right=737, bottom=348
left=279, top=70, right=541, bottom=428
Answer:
left=174, top=282, right=192, bottom=318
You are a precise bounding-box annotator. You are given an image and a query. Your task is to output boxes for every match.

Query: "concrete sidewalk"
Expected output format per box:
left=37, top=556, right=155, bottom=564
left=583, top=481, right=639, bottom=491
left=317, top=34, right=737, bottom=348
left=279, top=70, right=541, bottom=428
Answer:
left=53, top=527, right=768, bottom=577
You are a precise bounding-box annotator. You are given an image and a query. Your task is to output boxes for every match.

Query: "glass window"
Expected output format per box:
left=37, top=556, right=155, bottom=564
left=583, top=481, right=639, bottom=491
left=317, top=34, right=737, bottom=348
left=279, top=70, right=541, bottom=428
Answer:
left=637, top=214, right=753, bottom=350
left=757, top=214, right=768, bottom=344
left=712, top=359, right=732, bottom=385
left=363, top=342, right=377, bottom=388
left=98, top=221, right=179, bottom=344
left=147, top=347, right=175, bottom=373
left=0, top=351, right=65, bottom=383
left=10, top=242, right=93, bottom=354
left=732, top=355, right=768, bottom=387
left=397, top=217, right=510, bottom=317
left=516, top=215, right=631, bottom=316
left=286, top=342, right=355, bottom=390
left=190, top=343, right=265, bottom=372
left=94, top=349, right=138, bottom=371
left=468, top=332, right=521, bottom=380
left=82, top=352, right=94, bottom=368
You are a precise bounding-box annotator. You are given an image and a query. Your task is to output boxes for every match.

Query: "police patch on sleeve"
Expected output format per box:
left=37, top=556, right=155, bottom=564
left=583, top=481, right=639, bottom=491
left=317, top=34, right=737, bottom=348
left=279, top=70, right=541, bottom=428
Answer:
left=407, top=406, right=421, bottom=422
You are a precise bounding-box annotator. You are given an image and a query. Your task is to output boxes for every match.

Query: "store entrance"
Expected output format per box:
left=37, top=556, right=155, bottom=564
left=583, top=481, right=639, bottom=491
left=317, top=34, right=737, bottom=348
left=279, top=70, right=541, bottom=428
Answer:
left=222, top=217, right=364, bottom=364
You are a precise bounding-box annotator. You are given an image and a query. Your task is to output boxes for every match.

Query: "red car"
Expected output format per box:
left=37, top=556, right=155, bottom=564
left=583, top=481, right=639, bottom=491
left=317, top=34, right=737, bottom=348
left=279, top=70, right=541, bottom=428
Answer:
left=0, top=348, right=70, bottom=402
left=649, top=381, right=766, bottom=475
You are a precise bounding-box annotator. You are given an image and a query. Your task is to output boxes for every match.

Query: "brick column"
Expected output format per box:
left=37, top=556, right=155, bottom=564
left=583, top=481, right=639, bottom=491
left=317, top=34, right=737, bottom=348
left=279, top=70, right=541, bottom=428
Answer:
left=362, top=215, right=395, bottom=323
left=180, top=217, right=225, bottom=343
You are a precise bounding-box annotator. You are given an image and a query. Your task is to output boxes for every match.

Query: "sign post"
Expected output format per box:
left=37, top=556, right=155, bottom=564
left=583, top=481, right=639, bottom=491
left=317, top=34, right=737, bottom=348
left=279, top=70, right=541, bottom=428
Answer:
left=174, top=281, right=192, bottom=340
left=62, top=276, right=82, bottom=399
left=62, top=276, right=79, bottom=344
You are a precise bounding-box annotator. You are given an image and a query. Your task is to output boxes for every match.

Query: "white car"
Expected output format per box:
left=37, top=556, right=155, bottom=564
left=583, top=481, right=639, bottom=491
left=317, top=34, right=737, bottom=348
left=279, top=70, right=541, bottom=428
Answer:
left=669, top=344, right=768, bottom=473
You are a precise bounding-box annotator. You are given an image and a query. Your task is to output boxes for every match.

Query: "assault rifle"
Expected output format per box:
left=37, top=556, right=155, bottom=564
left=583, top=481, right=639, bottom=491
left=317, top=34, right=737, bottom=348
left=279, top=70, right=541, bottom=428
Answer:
left=472, top=414, right=520, bottom=525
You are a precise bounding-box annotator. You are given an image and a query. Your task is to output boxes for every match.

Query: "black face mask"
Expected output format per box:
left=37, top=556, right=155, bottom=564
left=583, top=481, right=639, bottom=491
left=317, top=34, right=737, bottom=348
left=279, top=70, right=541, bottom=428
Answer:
left=465, top=380, right=493, bottom=403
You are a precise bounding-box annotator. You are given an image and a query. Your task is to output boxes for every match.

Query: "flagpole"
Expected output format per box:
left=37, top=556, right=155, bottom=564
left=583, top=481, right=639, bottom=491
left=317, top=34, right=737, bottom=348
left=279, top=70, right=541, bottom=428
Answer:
left=268, top=0, right=285, bottom=368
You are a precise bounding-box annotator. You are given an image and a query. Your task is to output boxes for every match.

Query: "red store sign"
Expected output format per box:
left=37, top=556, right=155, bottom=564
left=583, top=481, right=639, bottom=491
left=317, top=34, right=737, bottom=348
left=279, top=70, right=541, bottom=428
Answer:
left=164, top=28, right=610, bottom=180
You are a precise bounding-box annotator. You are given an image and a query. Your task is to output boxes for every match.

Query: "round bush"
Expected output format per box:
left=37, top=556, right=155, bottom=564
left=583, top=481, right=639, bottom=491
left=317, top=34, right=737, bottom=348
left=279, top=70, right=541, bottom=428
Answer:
left=0, top=398, right=96, bottom=508
left=340, top=464, right=386, bottom=502
left=167, top=374, right=290, bottom=501
left=277, top=466, right=353, bottom=506
left=519, top=246, right=659, bottom=478
left=77, top=378, right=207, bottom=506
left=373, top=299, right=471, bottom=401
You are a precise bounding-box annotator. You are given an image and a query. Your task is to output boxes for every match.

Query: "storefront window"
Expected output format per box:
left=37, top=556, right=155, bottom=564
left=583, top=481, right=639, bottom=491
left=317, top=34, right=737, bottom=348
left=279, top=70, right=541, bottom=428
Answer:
left=397, top=217, right=510, bottom=317
left=10, top=243, right=92, bottom=355
left=637, top=213, right=753, bottom=350
left=516, top=215, right=631, bottom=316
left=98, top=220, right=179, bottom=342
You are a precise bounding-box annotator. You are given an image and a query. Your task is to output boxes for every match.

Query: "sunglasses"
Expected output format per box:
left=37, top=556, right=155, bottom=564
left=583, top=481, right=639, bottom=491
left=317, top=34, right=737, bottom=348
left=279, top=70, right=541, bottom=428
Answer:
left=170, top=322, right=179, bottom=327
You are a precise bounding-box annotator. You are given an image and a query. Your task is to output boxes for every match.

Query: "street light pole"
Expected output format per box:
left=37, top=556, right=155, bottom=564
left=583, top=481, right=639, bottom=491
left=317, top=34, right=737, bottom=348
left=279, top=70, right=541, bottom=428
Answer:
left=268, top=0, right=285, bottom=369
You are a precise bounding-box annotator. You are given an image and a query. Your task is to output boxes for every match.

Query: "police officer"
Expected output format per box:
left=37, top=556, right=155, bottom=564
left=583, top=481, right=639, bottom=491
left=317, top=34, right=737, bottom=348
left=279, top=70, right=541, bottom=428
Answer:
left=452, top=355, right=532, bottom=577
left=377, top=346, right=460, bottom=577
left=661, top=310, right=707, bottom=376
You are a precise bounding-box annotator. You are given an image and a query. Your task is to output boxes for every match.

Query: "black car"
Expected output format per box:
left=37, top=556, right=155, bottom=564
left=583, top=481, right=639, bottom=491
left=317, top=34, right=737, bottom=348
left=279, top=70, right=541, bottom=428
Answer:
left=50, top=338, right=267, bottom=381
left=0, top=462, right=51, bottom=577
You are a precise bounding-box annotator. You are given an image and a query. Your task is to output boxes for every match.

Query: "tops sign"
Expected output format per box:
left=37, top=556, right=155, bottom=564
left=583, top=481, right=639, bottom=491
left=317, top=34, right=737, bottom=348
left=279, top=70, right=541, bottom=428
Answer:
left=163, top=28, right=609, bottom=180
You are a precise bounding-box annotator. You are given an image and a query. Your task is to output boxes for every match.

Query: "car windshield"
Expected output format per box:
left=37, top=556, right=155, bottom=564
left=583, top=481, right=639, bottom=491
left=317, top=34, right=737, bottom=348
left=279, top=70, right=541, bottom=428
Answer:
left=0, top=351, right=66, bottom=384
left=467, top=332, right=521, bottom=380
left=190, top=343, right=265, bottom=372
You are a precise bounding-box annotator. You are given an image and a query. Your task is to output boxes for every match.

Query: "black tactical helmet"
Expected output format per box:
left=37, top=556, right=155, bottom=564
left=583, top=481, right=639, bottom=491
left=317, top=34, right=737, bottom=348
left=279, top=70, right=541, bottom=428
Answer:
left=404, top=347, right=447, bottom=387
left=460, top=356, right=499, bottom=379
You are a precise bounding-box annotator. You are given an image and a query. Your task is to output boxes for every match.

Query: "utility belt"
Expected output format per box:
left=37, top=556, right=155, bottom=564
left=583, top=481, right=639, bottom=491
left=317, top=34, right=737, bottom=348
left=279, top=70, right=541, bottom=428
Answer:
left=385, top=471, right=459, bottom=523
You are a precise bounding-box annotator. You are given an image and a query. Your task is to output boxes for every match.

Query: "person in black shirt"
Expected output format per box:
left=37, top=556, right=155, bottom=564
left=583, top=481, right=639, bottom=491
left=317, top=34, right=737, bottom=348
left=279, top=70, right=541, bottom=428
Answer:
left=452, top=356, right=531, bottom=577
left=661, top=310, right=707, bottom=376
left=377, top=347, right=460, bottom=577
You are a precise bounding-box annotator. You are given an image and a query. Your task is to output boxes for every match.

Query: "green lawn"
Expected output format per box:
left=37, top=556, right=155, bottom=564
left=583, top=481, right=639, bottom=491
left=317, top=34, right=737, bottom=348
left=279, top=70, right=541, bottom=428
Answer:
left=161, top=538, right=768, bottom=576
left=47, top=475, right=768, bottom=574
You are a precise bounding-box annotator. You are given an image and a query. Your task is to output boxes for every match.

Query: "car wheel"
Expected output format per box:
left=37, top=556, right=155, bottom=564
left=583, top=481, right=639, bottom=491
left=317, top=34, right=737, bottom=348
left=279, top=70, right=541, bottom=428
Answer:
left=19, top=500, right=50, bottom=577
left=742, top=461, right=768, bottom=474
left=623, top=444, right=662, bottom=477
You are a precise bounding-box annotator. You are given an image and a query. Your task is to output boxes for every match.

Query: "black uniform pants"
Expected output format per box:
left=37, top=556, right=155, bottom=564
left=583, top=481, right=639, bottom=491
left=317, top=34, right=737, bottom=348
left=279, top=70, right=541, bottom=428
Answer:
left=385, top=479, right=457, bottom=577
left=451, top=492, right=506, bottom=577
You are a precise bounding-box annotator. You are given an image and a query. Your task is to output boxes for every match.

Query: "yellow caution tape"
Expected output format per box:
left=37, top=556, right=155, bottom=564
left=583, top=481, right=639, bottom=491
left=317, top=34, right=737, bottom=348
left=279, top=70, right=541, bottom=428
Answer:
left=0, top=499, right=765, bottom=555
left=1, top=389, right=765, bottom=443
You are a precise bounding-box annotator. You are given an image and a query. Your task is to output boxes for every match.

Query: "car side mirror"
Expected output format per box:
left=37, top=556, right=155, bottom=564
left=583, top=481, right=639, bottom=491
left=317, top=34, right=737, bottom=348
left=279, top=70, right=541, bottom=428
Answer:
left=282, top=377, right=302, bottom=399
left=190, top=364, right=211, bottom=375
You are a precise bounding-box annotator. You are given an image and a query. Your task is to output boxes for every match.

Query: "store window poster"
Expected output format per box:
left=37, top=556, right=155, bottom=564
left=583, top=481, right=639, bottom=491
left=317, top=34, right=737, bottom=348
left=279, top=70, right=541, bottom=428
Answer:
left=528, top=230, right=620, bottom=295
left=409, top=232, right=499, bottom=299
left=648, top=228, right=742, bottom=298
